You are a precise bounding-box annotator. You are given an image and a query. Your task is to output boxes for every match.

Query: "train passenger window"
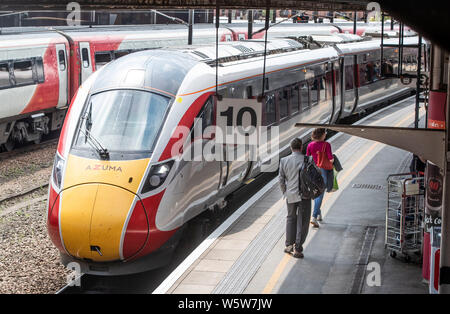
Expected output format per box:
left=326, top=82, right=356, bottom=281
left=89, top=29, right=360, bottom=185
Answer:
left=359, top=63, right=367, bottom=86
left=360, top=61, right=378, bottom=85
left=325, top=71, right=333, bottom=99
left=225, top=34, right=232, bottom=42
left=81, top=48, right=90, bottom=68
left=278, top=90, right=289, bottom=120
left=299, top=83, right=309, bottom=111
left=238, top=34, right=246, bottom=41
left=35, top=58, right=45, bottom=83
left=309, top=79, right=319, bottom=107
left=373, top=62, right=381, bottom=81
left=13, top=60, right=33, bottom=85
left=334, top=67, right=340, bottom=97
left=246, top=86, right=253, bottom=99
left=290, top=85, right=299, bottom=114
left=95, top=52, right=112, bottom=70
left=0, top=63, right=10, bottom=88
left=319, top=77, right=326, bottom=101
left=345, top=64, right=354, bottom=90
left=264, top=93, right=277, bottom=125
left=382, top=59, right=394, bottom=76
left=58, top=50, right=66, bottom=71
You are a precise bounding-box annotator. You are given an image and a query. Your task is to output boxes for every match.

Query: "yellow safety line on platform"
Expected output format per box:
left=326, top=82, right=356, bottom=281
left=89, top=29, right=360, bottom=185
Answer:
left=261, top=109, right=419, bottom=294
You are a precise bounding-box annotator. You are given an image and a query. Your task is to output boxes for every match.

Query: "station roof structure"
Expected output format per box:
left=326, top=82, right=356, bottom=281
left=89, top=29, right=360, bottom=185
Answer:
left=0, top=1, right=448, bottom=51
left=0, top=1, right=369, bottom=10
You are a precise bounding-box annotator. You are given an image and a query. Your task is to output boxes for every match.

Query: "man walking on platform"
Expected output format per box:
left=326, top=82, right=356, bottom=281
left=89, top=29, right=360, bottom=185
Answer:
left=278, top=138, right=312, bottom=258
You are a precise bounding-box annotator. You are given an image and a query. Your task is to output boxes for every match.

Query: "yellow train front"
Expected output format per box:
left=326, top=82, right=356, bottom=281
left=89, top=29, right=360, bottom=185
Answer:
left=46, top=50, right=203, bottom=275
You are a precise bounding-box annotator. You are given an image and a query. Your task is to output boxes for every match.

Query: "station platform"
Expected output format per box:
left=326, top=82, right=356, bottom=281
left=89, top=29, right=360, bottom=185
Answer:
left=153, top=95, right=428, bottom=294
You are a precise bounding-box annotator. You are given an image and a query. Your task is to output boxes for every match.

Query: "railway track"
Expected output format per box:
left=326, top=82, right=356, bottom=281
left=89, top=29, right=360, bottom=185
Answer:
left=0, top=137, right=58, bottom=161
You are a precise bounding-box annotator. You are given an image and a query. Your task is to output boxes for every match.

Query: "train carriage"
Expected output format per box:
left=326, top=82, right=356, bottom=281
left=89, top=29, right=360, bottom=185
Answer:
left=0, top=32, right=69, bottom=150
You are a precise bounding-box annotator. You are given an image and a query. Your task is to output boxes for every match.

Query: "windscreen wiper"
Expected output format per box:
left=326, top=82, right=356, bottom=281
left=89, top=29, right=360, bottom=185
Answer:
left=80, top=105, right=109, bottom=160
left=79, top=127, right=110, bottom=160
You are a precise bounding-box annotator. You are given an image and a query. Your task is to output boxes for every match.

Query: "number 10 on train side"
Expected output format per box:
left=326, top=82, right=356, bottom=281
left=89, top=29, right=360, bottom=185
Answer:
left=216, top=98, right=262, bottom=145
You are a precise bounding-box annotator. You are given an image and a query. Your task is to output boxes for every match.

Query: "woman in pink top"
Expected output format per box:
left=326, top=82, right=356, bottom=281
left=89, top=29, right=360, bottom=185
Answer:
left=306, top=128, right=334, bottom=228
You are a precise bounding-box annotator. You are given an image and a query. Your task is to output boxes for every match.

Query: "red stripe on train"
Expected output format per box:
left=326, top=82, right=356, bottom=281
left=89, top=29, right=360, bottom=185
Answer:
left=158, top=91, right=214, bottom=161
left=126, top=190, right=177, bottom=260
left=47, top=185, right=64, bottom=252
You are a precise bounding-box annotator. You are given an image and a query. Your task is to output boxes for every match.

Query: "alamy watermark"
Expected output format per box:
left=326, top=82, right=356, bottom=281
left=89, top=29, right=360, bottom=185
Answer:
left=169, top=121, right=280, bottom=172
left=366, top=262, right=381, bottom=287
left=367, top=2, right=382, bottom=21
left=66, top=262, right=83, bottom=287
left=66, top=2, right=81, bottom=26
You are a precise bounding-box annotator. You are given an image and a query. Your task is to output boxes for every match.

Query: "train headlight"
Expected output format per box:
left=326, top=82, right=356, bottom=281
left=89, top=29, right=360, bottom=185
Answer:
left=141, top=160, right=174, bottom=193
left=52, top=154, right=65, bottom=190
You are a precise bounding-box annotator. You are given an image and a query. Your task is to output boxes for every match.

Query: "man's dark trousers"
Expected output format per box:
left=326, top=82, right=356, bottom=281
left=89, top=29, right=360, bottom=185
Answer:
left=286, top=199, right=311, bottom=251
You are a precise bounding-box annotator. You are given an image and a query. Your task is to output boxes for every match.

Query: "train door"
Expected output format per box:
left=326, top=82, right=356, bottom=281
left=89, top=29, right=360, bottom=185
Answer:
left=79, top=42, right=93, bottom=83
left=181, top=97, right=222, bottom=222
left=330, top=60, right=341, bottom=123
left=55, top=44, right=68, bottom=108
left=216, top=95, right=260, bottom=193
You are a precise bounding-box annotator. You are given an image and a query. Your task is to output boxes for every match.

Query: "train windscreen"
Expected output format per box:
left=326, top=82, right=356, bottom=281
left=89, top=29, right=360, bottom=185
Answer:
left=73, top=89, right=170, bottom=155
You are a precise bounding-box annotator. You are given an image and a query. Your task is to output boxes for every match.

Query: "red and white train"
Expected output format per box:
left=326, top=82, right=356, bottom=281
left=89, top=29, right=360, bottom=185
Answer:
left=46, top=35, right=423, bottom=275
left=0, top=22, right=411, bottom=151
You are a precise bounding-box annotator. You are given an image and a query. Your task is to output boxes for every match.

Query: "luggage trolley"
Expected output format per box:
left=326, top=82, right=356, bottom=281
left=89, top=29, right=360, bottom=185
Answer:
left=385, top=172, right=425, bottom=261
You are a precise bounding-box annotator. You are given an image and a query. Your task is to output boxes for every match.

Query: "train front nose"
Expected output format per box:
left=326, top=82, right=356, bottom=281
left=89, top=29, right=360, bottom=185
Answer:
left=59, top=183, right=148, bottom=262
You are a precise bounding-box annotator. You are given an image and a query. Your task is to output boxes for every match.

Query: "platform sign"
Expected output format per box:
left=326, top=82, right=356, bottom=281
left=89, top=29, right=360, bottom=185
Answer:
left=215, top=98, right=262, bottom=145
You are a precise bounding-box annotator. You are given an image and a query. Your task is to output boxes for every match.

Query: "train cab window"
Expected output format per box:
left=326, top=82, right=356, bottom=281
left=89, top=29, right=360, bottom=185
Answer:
left=278, top=89, right=289, bottom=120
left=299, top=83, right=309, bottom=111
left=81, top=48, right=90, bottom=68
left=264, top=93, right=277, bottom=125
left=202, top=97, right=214, bottom=132
left=95, top=52, right=112, bottom=70
left=73, top=90, right=170, bottom=153
left=309, top=79, right=319, bottom=107
left=238, top=33, right=246, bottom=41
left=290, top=85, right=300, bottom=114
left=191, top=97, right=214, bottom=142
left=0, top=63, right=10, bottom=88
left=225, top=34, right=232, bottom=42
left=13, top=60, right=33, bottom=85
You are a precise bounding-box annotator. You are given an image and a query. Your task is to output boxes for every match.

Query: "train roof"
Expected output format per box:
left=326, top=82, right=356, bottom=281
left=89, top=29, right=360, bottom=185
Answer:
left=91, top=49, right=199, bottom=96
left=89, top=38, right=332, bottom=96
left=0, top=31, right=67, bottom=49
left=180, top=39, right=305, bottom=65
left=335, top=36, right=421, bottom=55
